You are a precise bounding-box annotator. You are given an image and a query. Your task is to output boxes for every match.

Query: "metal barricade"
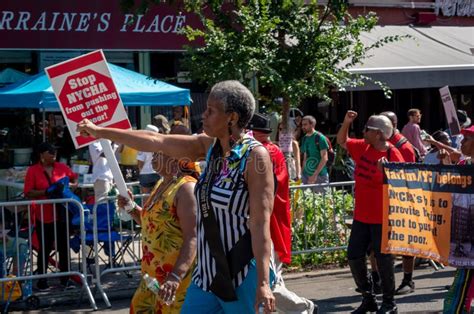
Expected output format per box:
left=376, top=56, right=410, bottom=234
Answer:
left=290, top=181, right=355, bottom=255
left=0, top=198, right=97, bottom=311
left=89, top=195, right=145, bottom=308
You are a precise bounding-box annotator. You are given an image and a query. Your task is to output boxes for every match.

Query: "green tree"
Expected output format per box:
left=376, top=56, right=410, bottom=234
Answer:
left=121, top=0, right=406, bottom=128
left=181, top=0, right=405, bottom=128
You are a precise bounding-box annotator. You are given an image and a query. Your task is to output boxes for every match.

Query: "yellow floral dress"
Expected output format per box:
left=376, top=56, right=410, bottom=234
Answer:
left=130, top=175, right=196, bottom=314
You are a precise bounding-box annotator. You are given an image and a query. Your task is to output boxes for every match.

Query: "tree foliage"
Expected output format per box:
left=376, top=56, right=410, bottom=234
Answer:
left=180, top=1, right=407, bottom=106
left=120, top=0, right=408, bottom=123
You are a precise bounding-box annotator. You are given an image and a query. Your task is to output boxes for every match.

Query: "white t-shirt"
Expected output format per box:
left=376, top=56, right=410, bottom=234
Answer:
left=136, top=151, right=156, bottom=175
left=89, top=141, right=114, bottom=183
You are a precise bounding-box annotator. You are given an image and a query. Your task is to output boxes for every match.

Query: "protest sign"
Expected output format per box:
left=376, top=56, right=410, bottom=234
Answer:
left=278, top=132, right=293, bottom=153
left=440, top=86, right=460, bottom=136
left=45, top=49, right=131, bottom=149
left=382, top=163, right=474, bottom=267
left=45, top=50, right=132, bottom=202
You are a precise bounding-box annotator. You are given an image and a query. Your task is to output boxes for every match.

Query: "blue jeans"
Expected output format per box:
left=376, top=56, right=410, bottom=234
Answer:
left=181, top=259, right=275, bottom=314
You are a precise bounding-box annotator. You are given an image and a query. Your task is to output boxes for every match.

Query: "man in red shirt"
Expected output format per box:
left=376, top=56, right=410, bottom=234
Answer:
left=248, top=113, right=315, bottom=314
left=381, top=111, right=417, bottom=295
left=337, top=111, right=404, bottom=313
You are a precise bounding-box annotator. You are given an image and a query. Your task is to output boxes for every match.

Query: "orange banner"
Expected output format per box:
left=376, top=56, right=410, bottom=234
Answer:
left=382, top=185, right=451, bottom=264
left=382, top=163, right=474, bottom=267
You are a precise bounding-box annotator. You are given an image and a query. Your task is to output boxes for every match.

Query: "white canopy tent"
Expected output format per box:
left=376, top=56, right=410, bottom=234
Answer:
left=348, top=25, right=474, bottom=90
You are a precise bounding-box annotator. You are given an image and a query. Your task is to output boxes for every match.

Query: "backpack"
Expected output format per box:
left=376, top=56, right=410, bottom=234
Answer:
left=394, top=136, right=422, bottom=162
left=312, top=132, right=336, bottom=168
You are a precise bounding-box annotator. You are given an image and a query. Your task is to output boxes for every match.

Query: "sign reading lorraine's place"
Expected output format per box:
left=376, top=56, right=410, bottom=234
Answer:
left=45, top=50, right=131, bottom=148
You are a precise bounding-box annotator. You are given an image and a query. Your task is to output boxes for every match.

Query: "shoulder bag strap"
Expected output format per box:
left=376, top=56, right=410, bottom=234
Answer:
left=314, top=131, right=321, bottom=148
left=395, top=136, right=408, bottom=149
left=199, top=140, right=238, bottom=302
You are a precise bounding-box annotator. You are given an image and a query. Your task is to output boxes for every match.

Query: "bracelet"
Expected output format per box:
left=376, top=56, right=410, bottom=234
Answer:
left=169, top=272, right=181, bottom=282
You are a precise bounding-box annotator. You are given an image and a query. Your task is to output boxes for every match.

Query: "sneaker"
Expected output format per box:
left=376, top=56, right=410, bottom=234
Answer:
left=36, top=279, right=49, bottom=291
left=376, top=302, right=397, bottom=314
left=306, top=299, right=316, bottom=314
left=395, top=280, right=415, bottom=295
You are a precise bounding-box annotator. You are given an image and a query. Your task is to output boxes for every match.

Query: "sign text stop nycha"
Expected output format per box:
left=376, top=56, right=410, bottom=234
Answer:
left=45, top=50, right=131, bottom=148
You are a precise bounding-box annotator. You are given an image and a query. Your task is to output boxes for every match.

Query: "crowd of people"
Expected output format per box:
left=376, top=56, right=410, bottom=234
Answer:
left=20, top=78, right=473, bottom=313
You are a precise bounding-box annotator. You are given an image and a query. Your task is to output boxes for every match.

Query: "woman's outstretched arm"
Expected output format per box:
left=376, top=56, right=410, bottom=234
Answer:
left=77, top=119, right=213, bottom=161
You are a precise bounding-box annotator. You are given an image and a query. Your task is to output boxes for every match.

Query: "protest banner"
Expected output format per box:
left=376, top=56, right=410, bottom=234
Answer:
left=45, top=50, right=132, bottom=201
left=440, top=86, right=461, bottom=136
left=382, top=163, right=474, bottom=267
left=45, top=49, right=131, bottom=149
left=278, top=132, right=293, bottom=153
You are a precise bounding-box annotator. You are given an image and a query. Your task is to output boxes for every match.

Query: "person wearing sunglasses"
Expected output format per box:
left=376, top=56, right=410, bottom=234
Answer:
left=337, top=111, right=404, bottom=314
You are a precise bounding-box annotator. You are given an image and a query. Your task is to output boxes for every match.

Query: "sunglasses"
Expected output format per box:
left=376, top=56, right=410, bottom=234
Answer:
left=364, top=125, right=380, bottom=132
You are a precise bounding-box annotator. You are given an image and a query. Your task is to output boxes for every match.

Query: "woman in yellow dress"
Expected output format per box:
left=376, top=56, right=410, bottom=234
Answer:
left=119, top=151, right=197, bottom=313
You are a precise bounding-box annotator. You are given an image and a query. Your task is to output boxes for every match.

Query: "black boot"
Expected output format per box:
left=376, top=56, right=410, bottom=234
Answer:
left=372, top=271, right=382, bottom=295
left=349, top=258, right=378, bottom=313
left=355, top=271, right=382, bottom=295
left=375, top=255, right=397, bottom=314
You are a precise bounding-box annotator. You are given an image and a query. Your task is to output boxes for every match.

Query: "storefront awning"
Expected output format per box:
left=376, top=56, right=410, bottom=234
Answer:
left=0, top=63, right=191, bottom=109
left=347, top=25, right=474, bottom=90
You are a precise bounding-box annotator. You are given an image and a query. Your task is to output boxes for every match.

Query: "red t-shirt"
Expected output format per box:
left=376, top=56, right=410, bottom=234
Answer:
left=24, top=162, right=77, bottom=223
left=262, top=141, right=292, bottom=264
left=389, top=132, right=416, bottom=163
left=347, top=138, right=404, bottom=224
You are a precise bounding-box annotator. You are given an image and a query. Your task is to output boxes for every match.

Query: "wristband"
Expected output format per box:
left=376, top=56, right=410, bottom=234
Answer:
left=169, top=272, right=181, bottom=282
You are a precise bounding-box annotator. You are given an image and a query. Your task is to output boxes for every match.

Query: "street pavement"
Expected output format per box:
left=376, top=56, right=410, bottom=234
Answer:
left=10, top=262, right=454, bottom=313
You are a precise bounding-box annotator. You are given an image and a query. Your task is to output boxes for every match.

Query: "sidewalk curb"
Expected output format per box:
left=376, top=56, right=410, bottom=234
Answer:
left=283, top=267, right=351, bottom=281
left=283, top=260, right=404, bottom=281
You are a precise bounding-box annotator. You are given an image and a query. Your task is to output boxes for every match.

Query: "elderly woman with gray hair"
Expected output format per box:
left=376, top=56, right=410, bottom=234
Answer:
left=77, top=80, right=275, bottom=313
left=337, top=111, right=404, bottom=314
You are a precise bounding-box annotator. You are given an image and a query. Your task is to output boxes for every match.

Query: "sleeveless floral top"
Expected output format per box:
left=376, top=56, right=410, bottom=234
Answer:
left=131, top=175, right=196, bottom=314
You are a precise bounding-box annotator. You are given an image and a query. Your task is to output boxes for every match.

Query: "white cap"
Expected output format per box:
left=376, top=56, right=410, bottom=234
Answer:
left=145, top=124, right=160, bottom=133
left=368, top=115, right=393, bottom=140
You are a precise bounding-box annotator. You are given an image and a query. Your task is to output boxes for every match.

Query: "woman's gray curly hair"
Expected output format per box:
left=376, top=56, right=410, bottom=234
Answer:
left=209, top=80, right=255, bottom=128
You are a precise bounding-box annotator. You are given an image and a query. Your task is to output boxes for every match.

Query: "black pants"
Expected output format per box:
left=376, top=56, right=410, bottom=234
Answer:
left=348, top=220, right=386, bottom=259
left=348, top=220, right=395, bottom=304
left=35, top=219, right=69, bottom=282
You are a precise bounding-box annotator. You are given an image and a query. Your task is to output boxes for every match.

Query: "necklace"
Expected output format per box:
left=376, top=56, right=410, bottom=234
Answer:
left=144, top=176, right=179, bottom=211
